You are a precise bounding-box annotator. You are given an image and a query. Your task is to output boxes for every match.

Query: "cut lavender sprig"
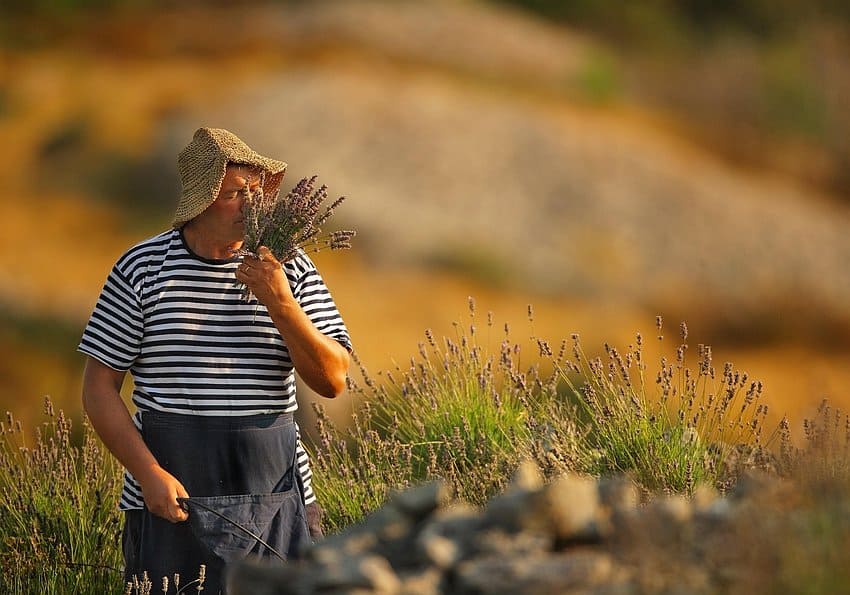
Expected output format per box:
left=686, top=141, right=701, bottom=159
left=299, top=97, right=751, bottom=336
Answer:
left=234, top=174, right=355, bottom=301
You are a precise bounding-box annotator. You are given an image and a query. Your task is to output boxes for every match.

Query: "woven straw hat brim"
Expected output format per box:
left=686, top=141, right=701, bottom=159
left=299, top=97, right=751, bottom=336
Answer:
left=173, top=127, right=287, bottom=228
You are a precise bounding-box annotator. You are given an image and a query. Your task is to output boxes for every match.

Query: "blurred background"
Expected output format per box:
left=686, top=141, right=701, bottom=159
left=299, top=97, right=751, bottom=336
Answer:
left=1, top=0, right=848, bottom=438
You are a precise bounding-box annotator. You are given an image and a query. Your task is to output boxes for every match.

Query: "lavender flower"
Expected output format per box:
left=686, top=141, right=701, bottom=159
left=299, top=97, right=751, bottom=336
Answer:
left=233, top=173, right=356, bottom=300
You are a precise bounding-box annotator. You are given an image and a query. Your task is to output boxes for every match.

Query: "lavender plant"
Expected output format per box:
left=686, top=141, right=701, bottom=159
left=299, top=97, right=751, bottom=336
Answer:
left=309, top=300, right=583, bottom=531
left=310, top=304, right=789, bottom=534
left=540, top=315, right=779, bottom=494
left=0, top=397, right=124, bottom=594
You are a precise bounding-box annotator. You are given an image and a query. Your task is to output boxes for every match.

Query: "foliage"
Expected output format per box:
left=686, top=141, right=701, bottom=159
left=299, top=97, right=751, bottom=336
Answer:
left=310, top=298, right=559, bottom=531
left=546, top=316, right=775, bottom=493
left=495, top=0, right=850, bottom=41
left=311, top=304, right=782, bottom=532
left=573, top=49, right=623, bottom=104
left=0, top=398, right=123, bottom=594
left=4, top=306, right=850, bottom=591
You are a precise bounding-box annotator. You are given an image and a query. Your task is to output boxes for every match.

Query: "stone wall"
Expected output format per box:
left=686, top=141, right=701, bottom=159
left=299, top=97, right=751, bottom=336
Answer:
left=228, top=463, right=792, bottom=594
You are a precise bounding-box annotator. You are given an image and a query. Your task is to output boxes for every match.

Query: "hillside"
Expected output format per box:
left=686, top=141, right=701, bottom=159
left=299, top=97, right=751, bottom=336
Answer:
left=1, top=0, right=848, bottom=431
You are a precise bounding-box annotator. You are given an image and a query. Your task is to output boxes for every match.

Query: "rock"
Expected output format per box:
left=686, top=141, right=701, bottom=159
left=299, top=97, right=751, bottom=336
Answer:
left=482, top=473, right=601, bottom=544
left=308, top=531, right=379, bottom=561
left=649, top=494, right=692, bottom=524
left=387, top=480, right=452, bottom=521
left=415, top=503, right=483, bottom=568
left=730, top=468, right=783, bottom=501
left=473, top=527, right=551, bottom=558
left=701, top=497, right=733, bottom=522
left=534, top=474, right=601, bottom=544
left=598, top=475, right=640, bottom=514
left=231, top=471, right=789, bottom=594
left=309, top=553, right=401, bottom=594
left=398, top=567, right=443, bottom=595
left=364, top=504, right=413, bottom=541
left=455, top=550, right=614, bottom=595
left=511, top=459, right=544, bottom=491
left=481, top=485, right=537, bottom=533
left=419, top=533, right=459, bottom=570
left=691, top=484, right=719, bottom=512
left=226, top=559, right=307, bottom=595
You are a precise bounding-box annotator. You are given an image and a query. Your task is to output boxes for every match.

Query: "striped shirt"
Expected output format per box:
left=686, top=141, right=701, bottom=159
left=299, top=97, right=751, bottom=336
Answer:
left=78, top=229, right=351, bottom=511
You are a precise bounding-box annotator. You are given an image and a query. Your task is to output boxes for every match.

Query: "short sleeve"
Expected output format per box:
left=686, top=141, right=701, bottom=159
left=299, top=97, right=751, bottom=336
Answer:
left=285, top=252, right=353, bottom=352
left=78, top=265, right=144, bottom=371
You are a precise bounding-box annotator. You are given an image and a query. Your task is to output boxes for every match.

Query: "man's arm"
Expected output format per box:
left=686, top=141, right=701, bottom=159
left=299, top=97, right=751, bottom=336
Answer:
left=236, top=247, right=350, bottom=398
left=266, top=296, right=350, bottom=398
left=82, top=357, right=189, bottom=522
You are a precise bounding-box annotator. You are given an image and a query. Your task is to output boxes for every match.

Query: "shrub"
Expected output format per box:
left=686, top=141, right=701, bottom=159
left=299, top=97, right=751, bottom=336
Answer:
left=310, top=298, right=564, bottom=531
left=0, top=397, right=124, bottom=594
left=311, top=306, right=784, bottom=533
left=542, top=315, right=779, bottom=494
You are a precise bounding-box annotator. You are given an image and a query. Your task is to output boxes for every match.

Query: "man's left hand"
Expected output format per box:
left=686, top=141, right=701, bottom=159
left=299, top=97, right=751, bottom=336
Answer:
left=235, top=246, right=294, bottom=306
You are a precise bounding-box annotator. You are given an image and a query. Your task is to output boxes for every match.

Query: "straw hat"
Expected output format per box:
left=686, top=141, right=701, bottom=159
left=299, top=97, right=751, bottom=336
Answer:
left=173, top=127, right=287, bottom=228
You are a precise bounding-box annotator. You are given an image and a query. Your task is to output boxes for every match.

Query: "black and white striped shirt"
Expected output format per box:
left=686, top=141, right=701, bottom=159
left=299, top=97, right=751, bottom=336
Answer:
left=79, top=229, right=351, bottom=511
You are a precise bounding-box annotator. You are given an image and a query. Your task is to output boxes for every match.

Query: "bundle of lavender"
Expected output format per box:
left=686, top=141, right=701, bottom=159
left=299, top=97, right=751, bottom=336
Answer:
left=233, top=173, right=355, bottom=300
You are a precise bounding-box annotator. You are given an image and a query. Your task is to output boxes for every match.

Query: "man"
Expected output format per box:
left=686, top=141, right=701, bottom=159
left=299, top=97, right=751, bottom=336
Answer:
left=79, top=127, right=351, bottom=593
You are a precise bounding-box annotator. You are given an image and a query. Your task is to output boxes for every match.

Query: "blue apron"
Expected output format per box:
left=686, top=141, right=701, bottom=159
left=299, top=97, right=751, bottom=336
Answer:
left=122, top=411, right=310, bottom=594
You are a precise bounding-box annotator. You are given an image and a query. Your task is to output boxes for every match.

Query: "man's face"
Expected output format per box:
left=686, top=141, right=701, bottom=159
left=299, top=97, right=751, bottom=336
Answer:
left=194, top=164, right=262, bottom=243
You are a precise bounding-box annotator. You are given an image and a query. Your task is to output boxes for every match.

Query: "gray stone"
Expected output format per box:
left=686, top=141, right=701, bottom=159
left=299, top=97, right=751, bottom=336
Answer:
left=364, top=504, right=413, bottom=541
left=226, top=559, right=308, bottom=595
left=482, top=474, right=601, bottom=544
left=730, top=468, right=784, bottom=501
left=230, top=470, right=784, bottom=594
left=397, top=567, right=443, bottom=595
left=618, top=494, right=694, bottom=550
left=511, top=459, right=544, bottom=491
left=455, top=550, right=614, bottom=595
left=598, top=475, right=640, bottom=514
left=419, top=532, right=459, bottom=569
left=473, top=527, right=552, bottom=557
left=534, top=474, right=601, bottom=543
left=310, top=553, right=401, bottom=594
left=701, top=496, right=734, bottom=522
left=649, top=494, right=692, bottom=524
left=481, top=486, right=537, bottom=533
left=308, top=531, right=379, bottom=561
left=415, top=503, right=482, bottom=567
left=387, top=480, right=452, bottom=521
left=690, top=484, right=719, bottom=512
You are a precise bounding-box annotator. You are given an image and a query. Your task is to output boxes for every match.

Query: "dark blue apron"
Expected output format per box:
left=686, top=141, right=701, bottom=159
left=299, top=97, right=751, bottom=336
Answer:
left=122, top=411, right=310, bottom=594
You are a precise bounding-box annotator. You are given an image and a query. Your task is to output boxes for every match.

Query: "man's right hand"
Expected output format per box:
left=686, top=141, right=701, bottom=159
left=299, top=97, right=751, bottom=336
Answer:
left=82, top=358, right=191, bottom=523
left=138, top=465, right=190, bottom=523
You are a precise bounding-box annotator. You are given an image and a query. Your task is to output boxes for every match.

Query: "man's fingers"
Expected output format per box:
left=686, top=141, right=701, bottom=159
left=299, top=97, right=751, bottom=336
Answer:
left=173, top=487, right=190, bottom=522
left=257, top=246, right=279, bottom=265
left=174, top=505, right=189, bottom=523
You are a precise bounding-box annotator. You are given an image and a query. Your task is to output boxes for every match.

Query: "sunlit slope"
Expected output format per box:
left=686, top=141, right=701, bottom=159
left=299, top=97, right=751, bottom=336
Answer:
left=1, top=0, right=848, bottom=430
